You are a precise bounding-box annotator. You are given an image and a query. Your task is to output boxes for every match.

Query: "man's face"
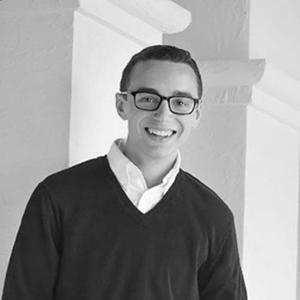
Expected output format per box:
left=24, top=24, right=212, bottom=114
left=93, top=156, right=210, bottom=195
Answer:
left=116, top=59, right=201, bottom=162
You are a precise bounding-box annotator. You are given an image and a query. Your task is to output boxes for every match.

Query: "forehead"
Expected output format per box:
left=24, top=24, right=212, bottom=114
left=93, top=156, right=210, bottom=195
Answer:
left=128, top=60, right=198, bottom=97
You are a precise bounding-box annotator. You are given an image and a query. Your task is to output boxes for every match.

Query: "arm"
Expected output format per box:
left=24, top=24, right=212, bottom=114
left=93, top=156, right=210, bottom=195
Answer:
left=198, top=217, right=248, bottom=300
left=1, top=183, right=61, bottom=300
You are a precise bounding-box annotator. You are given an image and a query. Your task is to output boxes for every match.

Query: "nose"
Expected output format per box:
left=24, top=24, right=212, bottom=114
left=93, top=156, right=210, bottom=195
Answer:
left=153, top=99, right=173, bottom=120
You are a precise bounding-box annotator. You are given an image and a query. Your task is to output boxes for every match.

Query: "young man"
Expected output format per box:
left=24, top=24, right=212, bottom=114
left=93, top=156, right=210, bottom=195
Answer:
left=2, top=45, right=248, bottom=300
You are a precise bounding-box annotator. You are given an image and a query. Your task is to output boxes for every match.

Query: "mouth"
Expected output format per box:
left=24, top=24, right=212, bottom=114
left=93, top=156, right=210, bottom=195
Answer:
left=144, top=127, right=177, bottom=138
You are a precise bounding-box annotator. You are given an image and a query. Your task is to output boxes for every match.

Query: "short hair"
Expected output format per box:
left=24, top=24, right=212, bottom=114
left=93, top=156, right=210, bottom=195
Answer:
left=119, top=45, right=203, bottom=99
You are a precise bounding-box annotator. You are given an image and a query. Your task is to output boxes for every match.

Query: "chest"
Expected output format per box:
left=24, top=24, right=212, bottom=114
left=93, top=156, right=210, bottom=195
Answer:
left=60, top=201, right=209, bottom=276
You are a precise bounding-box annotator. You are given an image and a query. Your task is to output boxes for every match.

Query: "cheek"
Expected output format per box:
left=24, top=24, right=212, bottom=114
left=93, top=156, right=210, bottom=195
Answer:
left=178, top=121, right=193, bottom=137
left=128, top=114, right=145, bottom=132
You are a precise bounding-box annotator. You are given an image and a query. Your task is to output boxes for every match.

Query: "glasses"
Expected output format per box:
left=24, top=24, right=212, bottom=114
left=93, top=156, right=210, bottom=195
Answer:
left=121, top=91, right=201, bottom=115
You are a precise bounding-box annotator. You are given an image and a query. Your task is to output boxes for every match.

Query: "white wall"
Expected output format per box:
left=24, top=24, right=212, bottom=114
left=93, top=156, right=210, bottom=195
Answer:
left=243, top=102, right=299, bottom=300
left=69, top=4, right=159, bottom=164
left=247, top=1, right=300, bottom=298
left=165, top=0, right=249, bottom=60
left=250, top=0, right=300, bottom=80
left=69, top=11, right=138, bottom=164
left=0, top=0, right=78, bottom=292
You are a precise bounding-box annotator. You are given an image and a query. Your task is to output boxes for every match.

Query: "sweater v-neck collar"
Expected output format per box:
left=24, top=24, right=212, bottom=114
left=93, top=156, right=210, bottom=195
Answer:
left=107, top=139, right=181, bottom=210
left=100, top=155, right=183, bottom=226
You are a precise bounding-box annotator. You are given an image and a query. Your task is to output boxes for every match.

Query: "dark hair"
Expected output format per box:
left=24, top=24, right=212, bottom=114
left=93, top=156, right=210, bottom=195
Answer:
left=119, top=45, right=203, bottom=99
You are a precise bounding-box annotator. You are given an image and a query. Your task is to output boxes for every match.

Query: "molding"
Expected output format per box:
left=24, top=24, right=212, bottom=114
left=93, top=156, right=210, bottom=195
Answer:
left=256, top=64, right=300, bottom=112
left=248, top=63, right=300, bottom=131
left=251, top=87, right=300, bottom=131
left=109, top=0, right=191, bottom=34
left=79, top=0, right=191, bottom=44
left=199, top=59, right=265, bottom=88
left=79, top=0, right=163, bottom=45
left=203, top=86, right=251, bottom=105
left=75, top=9, right=157, bottom=46
left=198, top=59, right=265, bottom=105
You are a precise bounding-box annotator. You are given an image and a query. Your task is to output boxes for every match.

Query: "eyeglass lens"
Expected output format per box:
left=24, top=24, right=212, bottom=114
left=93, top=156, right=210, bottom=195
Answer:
left=135, top=92, right=195, bottom=114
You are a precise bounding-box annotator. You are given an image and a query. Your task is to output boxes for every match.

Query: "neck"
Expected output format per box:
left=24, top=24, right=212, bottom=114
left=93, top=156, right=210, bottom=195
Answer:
left=140, top=156, right=177, bottom=188
left=123, top=147, right=178, bottom=188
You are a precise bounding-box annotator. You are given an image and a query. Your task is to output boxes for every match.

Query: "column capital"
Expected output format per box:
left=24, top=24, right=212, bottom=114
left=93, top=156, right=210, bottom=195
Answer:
left=200, top=59, right=265, bottom=105
left=79, top=0, right=191, bottom=44
left=251, top=64, right=300, bottom=131
left=109, top=0, right=191, bottom=34
left=256, top=64, right=300, bottom=112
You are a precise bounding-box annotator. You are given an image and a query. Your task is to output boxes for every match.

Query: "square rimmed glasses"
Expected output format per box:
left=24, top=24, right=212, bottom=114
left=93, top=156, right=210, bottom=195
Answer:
left=121, top=91, right=201, bottom=115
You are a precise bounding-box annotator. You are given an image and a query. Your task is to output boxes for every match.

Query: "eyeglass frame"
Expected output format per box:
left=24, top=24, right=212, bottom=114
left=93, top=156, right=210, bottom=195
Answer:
left=119, top=90, right=202, bottom=115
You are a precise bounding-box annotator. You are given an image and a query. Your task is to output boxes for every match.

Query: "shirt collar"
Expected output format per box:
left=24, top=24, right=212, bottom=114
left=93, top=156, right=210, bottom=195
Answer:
left=107, top=138, right=181, bottom=191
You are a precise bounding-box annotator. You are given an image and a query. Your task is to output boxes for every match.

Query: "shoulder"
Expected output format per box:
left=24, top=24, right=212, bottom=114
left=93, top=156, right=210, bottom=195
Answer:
left=179, top=169, right=234, bottom=228
left=40, top=155, right=108, bottom=197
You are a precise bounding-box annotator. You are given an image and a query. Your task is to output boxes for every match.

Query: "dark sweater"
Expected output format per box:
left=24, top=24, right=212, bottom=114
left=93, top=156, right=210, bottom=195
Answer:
left=2, top=156, right=247, bottom=300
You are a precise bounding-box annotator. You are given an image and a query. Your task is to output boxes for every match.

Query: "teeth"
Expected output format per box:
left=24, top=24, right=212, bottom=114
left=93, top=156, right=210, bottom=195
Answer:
left=147, top=128, right=174, bottom=137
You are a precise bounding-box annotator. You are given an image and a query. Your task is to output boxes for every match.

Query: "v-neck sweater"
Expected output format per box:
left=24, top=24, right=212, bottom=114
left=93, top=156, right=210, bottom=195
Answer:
left=2, top=156, right=247, bottom=300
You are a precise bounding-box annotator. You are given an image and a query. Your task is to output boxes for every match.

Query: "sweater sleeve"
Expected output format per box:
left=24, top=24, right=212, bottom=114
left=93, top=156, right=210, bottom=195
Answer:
left=197, top=217, right=248, bottom=300
left=1, top=183, right=61, bottom=300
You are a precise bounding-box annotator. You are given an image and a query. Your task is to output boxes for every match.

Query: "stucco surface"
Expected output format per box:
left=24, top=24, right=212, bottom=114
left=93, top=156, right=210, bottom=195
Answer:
left=250, top=0, right=300, bottom=81
left=244, top=105, right=299, bottom=300
left=165, top=0, right=249, bottom=60
left=0, top=9, right=75, bottom=292
left=0, top=0, right=78, bottom=11
left=181, top=104, right=247, bottom=253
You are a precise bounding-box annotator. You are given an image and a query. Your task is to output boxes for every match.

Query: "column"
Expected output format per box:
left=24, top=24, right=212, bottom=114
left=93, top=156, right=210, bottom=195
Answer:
left=68, top=0, right=191, bottom=165
left=243, top=64, right=300, bottom=300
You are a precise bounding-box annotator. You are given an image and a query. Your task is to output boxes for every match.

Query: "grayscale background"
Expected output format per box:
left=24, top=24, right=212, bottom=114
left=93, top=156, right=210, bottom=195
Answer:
left=1, top=0, right=300, bottom=299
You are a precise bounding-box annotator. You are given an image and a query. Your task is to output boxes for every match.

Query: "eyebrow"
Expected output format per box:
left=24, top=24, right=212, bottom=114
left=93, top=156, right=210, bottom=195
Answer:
left=133, top=87, right=196, bottom=98
left=172, top=90, right=195, bottom=98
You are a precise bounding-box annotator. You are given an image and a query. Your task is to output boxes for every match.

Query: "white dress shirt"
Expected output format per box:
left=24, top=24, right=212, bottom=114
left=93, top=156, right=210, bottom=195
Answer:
left=107, top=138, right=181, bottom=214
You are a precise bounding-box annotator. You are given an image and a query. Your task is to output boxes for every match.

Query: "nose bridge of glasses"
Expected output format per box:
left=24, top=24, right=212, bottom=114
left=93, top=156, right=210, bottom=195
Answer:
left=157, top=95, right=173, bottom=113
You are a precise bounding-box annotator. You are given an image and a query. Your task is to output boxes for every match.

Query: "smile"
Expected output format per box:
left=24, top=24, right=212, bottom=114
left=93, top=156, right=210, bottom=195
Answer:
left=145, top=127, right=176, bottom=138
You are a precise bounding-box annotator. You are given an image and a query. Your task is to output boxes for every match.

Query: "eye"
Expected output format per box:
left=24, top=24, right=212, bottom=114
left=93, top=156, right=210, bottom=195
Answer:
left=136, top=93, right=160, bottom=104
left=141, top=96, right=156, bottom=102
left=173, top=98, right=189, bottom=106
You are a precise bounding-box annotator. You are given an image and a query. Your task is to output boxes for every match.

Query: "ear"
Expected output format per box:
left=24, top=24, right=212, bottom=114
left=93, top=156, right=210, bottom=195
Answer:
left=115, top=93, right=128, bottom=120
left=192, top=103, right=202, bottom=128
